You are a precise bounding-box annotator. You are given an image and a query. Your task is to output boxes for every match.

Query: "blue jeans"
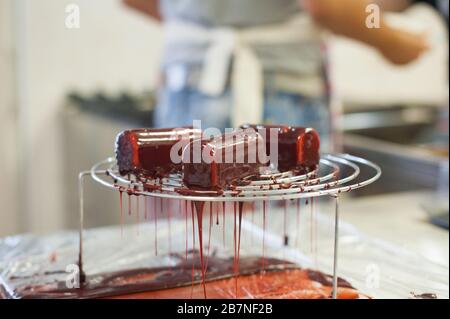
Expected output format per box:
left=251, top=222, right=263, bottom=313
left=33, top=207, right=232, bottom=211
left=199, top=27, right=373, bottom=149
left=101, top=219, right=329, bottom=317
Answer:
left=154, top=87, right=331, bottom=150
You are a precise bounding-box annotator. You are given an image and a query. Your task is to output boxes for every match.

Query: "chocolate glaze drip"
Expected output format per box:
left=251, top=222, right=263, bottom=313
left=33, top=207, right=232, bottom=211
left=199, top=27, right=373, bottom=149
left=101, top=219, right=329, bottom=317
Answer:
left=305, top=269, right=353, bottom=289
left=411, top=292, right=438, bottom=299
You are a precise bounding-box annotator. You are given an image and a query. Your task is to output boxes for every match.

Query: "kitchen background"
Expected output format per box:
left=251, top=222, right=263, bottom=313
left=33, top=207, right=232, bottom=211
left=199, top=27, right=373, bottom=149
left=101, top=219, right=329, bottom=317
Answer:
left=0, top=0, right=448, bottom=240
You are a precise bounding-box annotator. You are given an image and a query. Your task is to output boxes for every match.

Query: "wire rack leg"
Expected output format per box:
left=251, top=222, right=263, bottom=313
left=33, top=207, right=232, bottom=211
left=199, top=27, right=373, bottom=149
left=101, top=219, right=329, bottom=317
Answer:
left=78, top=171, right=90, bottom=286
left=331, top=195, right=339, bottom=299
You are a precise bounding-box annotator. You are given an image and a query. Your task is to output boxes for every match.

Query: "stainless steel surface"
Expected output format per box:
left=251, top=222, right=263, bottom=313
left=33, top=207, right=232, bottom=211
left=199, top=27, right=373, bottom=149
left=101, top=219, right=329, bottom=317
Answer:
left=344, top=134, right=446, bottom=195
left=61, top=103, right=147, bottom=230
left=342, top=107, right=437, bottom=132
left=340, top=190, right=449, bottom=267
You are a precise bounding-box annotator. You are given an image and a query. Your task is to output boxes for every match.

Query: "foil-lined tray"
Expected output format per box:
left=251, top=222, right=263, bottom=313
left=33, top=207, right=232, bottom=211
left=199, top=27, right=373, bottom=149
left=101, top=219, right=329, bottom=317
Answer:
left=0, top=204, right=448, bottom=299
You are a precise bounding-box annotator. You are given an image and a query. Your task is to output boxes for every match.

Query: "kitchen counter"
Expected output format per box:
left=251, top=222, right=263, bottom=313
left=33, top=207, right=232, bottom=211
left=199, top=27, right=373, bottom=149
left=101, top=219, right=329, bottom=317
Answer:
left=340, top=191, right=449, bottom=267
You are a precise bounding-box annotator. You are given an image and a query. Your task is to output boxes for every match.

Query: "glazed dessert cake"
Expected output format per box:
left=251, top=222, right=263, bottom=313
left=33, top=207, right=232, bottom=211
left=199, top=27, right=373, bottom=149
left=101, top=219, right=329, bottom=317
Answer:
left=116, top=125, right=320, bottom=186
left=182, top=130, right=266, bottom=189
left=240, top=124, right=320, bottom=172
left=115, top=127, right=202, bottom=177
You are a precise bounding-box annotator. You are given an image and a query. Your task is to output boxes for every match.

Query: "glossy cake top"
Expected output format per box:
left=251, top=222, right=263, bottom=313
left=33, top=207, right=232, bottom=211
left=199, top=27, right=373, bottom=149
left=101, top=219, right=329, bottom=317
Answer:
left=118, top=127, right=202, bottom=145
left=182, top=130, right=266, bottom=164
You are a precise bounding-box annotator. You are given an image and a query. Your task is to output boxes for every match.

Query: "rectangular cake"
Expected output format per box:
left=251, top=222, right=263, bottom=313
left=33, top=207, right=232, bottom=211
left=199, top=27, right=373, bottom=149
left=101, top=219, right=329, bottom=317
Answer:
left=240, top=124, right=320, bottom=172
left=115, top=127, right=202, bottom=177
left=182, top=130, right=266, bottom=189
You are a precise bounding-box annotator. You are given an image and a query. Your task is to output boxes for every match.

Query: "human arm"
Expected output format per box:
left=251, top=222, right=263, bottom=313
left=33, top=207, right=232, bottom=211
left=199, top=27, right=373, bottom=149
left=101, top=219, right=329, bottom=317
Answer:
left=302, top=0, right=428, bottom=64
left=123, top=0, right=161, bottom=21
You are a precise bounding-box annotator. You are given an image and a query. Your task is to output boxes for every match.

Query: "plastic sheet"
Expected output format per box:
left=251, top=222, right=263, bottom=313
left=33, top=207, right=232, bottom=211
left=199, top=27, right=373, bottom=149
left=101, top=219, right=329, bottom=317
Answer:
left=0, top=200, right=448, bottom=299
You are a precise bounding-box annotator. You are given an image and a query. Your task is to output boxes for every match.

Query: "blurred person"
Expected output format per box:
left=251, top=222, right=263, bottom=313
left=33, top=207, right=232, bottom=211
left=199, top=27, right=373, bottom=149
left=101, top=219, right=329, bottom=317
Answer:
left=124, top=0, right=428, bottom=149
